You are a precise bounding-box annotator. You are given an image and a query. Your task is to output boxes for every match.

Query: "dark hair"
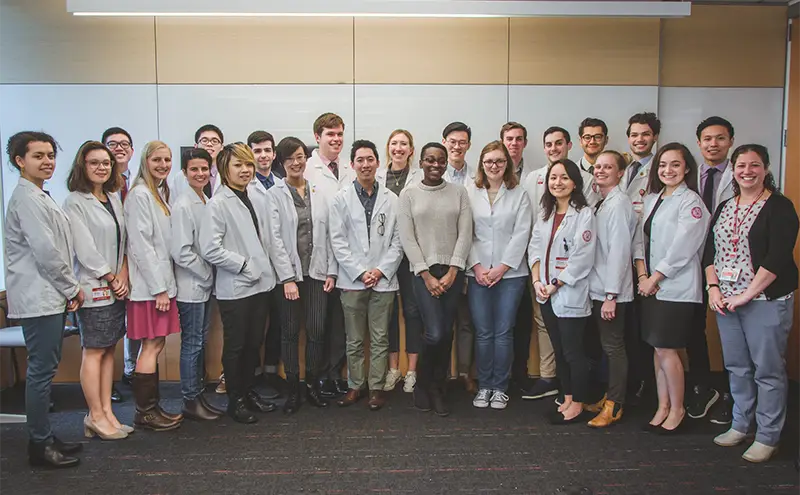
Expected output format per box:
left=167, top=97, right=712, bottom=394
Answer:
left=194, top=124, right=224, bottom=144
left=578, top=118, right=608, bottom=138
left=442, top=122, right=471, bottom=141
left=648, top=142, right=700, bottom=194
left=350, top=139, right=379, bottom=163
left=313, top=113, right=345, bottom=136
left=6, top=131, right=59, bottom=171
left=67, top=141, right=121, bottom=194
left=626, top=112, right=661, bottom=137
left=247, top=130, right=275, bottom=150
left=181, top=147, right=212, bottom=172
left=275, top=136, right=308, bottom=166
left=475, top=140, right=518, bottom=190
left=420, top=142, right=448, bottom=159
left=730, top=144, right=778, bottom=196
left=696, top=116, right=734, bottom=140
left=597, top=150, right=628, bottom=172
left=500, top=122, right=527, bottom=141
left=543, top=126, right=571, bottom=144
left=540, top=159, right=588, bottom=220
left=101, top=127, right=133, bottom=147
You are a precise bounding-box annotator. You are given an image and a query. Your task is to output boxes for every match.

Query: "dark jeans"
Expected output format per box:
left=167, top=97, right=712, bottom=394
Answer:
left=389, top=257, right=423, bottom=355
left=218, top=291, right=270, bottom=399
left=592, top=301, right=628, bottom=404
left=540, top=301, right=590, bottom=402
left=262, top=289, right=283, bottom=370
left=20, top=312, right=67, bottom=443
left=323, top=288, right=347, bottom=380
left=511, top=281, right=533, bottom=382
left=687, top=290, right=713, bottom=388
left=177, top=300, right=212, bottom=400
left=412, top=265, right=464, bottom=390
left=279, top=279, right=328, bottom=377
left=624, top=273, right=653, bottom=391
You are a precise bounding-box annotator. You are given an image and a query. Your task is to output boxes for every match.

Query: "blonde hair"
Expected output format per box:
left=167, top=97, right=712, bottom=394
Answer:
left=216, top=142, right=256, bottom=187
left=135, top=140, right=172, bottom=216
left=385, top=129, right=415, bottom=169
left=474, top=140, right=518, bottom=190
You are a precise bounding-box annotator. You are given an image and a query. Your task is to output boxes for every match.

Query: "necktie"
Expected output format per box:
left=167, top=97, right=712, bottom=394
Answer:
left=329, top=162, right=339, bottom=180
left=594, top=198, right=604, bottom=213
left=203, top=182, right=212, bottom=198
left=702, top=168, right=718, bottom=212
left=627, top=161, right=641, bottom=186
left=120, top=178, right=128, bottom=202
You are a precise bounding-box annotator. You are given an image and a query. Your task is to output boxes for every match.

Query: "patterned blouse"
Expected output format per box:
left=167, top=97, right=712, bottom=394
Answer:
left=713, top=198, right=767, bottom=297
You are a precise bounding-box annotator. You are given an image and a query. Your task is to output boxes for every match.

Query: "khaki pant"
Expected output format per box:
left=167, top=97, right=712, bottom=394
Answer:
left=534, top=300, right=557, bottom=378
left=340, top=289, right=395, bottom=391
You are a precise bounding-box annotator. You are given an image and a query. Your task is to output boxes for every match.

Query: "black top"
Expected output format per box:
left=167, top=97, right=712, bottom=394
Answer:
left=99, top=197, right=121, bottom=264
left=231, top=187, right=260, bottom=237
left=643, top=196, right=664, bottom=275
left=703, top=193, right=799, bottom=300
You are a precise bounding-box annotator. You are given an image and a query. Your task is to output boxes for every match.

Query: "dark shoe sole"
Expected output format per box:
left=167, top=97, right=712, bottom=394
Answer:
left=29, top=458, right=80, bottom=469
left=134, top=422, right=182, bottom=432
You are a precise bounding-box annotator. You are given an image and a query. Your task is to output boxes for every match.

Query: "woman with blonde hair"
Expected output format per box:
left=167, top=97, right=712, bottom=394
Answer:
left=126, top=140, right=183, bottom=431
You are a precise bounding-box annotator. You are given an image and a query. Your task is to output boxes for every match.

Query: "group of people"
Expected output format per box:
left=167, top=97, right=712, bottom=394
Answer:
left=4, top=110, right=796, bottom=469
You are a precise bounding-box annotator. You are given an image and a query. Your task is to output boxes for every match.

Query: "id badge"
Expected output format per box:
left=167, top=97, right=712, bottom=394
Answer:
left=92, top=286, right=112, bottom=302
left=554, top=257, right=569, bottom=271
left=719, top=267, right=741, bottom=283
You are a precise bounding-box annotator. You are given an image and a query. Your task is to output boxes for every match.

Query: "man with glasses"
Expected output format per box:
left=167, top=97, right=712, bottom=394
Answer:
left=577, top=117, right=609, bottom=175
left=329, top=140, right=403, bottom=411
left=442, top=122, right=474, bottom=185
left=172, top=124, right=225, bottom=201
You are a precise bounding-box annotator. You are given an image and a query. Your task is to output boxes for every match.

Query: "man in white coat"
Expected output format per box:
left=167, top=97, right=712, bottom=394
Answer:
left=329, top=140, right=404, bottom=411
left=171, top=124, right=225, bottom=202
left=576, top=117, right=608, bottom=175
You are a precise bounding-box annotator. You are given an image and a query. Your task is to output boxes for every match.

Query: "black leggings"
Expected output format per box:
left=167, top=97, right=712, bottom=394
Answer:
left=540, top=301, right=590, bottom=402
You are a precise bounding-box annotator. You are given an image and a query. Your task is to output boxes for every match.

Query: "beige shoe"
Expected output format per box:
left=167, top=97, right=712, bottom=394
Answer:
left=713, top=428, right=747, bottom=447
left=384, top=369, right=402, bottom=391
left=403, top=371, right=417, bottom=393
left=587, top=399, right=622, bottom=428
left=742, top=441, right=778, bottom=463
left=84, top=415, right=128, bottom=440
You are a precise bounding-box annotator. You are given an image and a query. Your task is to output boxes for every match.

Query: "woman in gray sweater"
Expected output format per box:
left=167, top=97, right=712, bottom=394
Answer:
left=397, top=142, right=473, bottom=417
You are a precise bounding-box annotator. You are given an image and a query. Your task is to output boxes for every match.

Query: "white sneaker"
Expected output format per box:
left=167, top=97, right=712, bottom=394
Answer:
left=742, top=441, right=778, bottom=463
left=473, top=389, right=492, bottom=408
left=490, top=391, right=509, bottom=410
left=384, top=368, right=402, bottom=391
left=402, top=371, right=417, bottom=393
left=714, top=428, right=747, bottom=447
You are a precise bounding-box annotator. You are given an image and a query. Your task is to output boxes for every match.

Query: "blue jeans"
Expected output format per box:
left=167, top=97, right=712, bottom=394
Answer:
left=20, top=313, right=67, bottom=443
left=468, top=276, right=527, bottom=392
left=178, top=300, right=212, bottom=400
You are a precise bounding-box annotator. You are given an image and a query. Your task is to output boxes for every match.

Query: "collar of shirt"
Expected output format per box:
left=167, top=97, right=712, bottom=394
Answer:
left=446, top=163, right=468, bottom=182
left=515, top=158, right=524, bottom=176
left=701, top=160, right=729, bottom=177
left=636, top=154, right=654, bottom=168
left=256, top=171, right=274, bottom=189
left=314, top=149, right=339, bottom=168
left=355, top=180, right=378, bottom=200
left=579, top=156, right=594, bottom=172
left=230, top=187, right=248, bottom=200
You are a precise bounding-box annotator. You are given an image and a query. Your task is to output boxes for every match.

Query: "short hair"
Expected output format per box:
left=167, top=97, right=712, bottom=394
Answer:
left=696, top=116, right=734, bottom=140
left=540, top=159, right=588, bottom=220
left=194, top=124, right=224, bottom=144
left=474, top=140, right=518, bottom=190
left=216, top=142, right=255, bottom=187
left=275, top=137, right=308, bottom=167
left=648, top=142, right=700, bottom=195
left=731, top=144, right=777, bottom=195
left=578, top=118, right=608, bottom=138
left=500, top=122, right=527, bottom=141
left=626, top=112, right=661, bottom=137
left=6, top=131, right=59, bottom=171
left=350, top=139, right=379, bottom=163
left=247, top=130, right=275, bottom=150
left=385, top=129, right=415, bottom=169
left=442, top=122, right=472, bottom=141
left=543, top=126, right=571, bottom=144
left=67, top=140, right=121, bottom=194
left=101, top=127, right=133, bottom=147
left=420, top=142, right=448, bottom=160
left=181, top=147, right=212, bottom=172
left=313, top=113, right=345, bottom=137
left=596, top=150, right=628, bottom=173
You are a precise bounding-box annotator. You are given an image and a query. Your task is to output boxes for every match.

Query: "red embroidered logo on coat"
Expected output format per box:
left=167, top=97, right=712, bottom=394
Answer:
left=639, top=189, right=645, bottom=197
left=691, top=206, right=702, bottom=219
left=537, top=177, right=544, bottom=185
left=582, top=230, right=592, bottom=242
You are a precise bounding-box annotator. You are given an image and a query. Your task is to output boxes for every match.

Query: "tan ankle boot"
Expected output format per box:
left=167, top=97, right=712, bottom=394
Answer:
left=588, top=399, right=623, bottom=428
left=584, top=393, right=607, bottom=413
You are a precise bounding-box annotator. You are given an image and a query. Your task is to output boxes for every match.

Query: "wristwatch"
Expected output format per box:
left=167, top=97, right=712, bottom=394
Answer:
left=550, top=278, right=559, bottom=286
left=605, top=293, right=617, bottom=301
left=705, top=283, right=720, bottom=292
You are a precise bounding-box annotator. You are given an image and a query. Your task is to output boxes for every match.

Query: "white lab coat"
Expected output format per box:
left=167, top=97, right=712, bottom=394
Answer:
left=329, top=183, right=404, bottom=291
left=588, top=186, right=638, bottom=303
left=170, top=189, right=213, bottom=303
left=641, top=183, right=710, bottom=304
left=265, top=178, right=337, bottom=283
left=376, top=166, right=423, bottom=191
left=466, top=183, right=532, bottom=279
left=199, top=185, right=276, bottom=300
left=696, top=161, right=735, bottom=213
left=304, top=149, right=357, bottom=198
left=125, top=180, right=177, bottom=301
left=522, top=165, right=600, bottom=224
left=621, top=154, right=653, bottom=215
left=4, top=178, right=80, bottom=318
left=528, top=205, right=596, bottom=318
left=63, top=191, right=127, bottom=308
left=169, top=169, right=222, bottom=204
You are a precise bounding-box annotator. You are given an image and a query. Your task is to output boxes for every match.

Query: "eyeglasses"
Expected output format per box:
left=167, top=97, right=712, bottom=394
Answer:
left=446, top=139, right=469, bottom=148
left=285, top=155, right=307, bottom=165
left=422, top=157, right=447, bottom=166
left=482, top=158, right=507, bottom=168
left=377, top=213, right=386, bottom=236
left=198, top=137, right=222, bottom=146
left=106, top=140, right=131, bottom=150
left=581, top=134, right=605, bottom=142
left=87, top=159, right=112, bottom=169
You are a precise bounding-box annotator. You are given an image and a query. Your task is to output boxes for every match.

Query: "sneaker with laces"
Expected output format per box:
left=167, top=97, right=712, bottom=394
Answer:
left=384, top=369, right=402, bottom=391
left=215, top=373, right=226, bottom=394
left=473, top=389, right=492, bottom=408
left=709, top=392, right=733, bottom=425
left=490, top=391, right=509, bottom=410
left=521, top=378, right=559, bottom=400
left=686, top=384, right=719, bottom=419
left=403, top=371, right=417, bottom=393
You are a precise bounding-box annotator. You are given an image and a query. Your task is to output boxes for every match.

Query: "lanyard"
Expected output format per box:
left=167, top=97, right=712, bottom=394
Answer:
left=730, top=190, right=765, bottom=254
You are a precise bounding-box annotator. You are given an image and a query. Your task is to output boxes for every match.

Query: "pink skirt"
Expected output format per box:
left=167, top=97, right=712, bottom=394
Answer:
left=126, top=299, right=181, bottom=340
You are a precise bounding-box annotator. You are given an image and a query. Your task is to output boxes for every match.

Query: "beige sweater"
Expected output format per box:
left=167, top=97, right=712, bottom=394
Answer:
left=397, top=180, right=473, bottom=275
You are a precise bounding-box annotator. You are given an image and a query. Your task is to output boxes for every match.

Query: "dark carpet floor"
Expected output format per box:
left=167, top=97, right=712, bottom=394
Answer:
left=1, top=378, right=798, bottom=495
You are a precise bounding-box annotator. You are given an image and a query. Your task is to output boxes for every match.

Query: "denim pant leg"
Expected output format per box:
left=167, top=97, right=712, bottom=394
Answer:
left=178, top=300, right=208, bottom=400
left=20, top=313, right=66, bottom=443
left=492, top=277, right=527, bottom=392
left=467, top=278, right=494, bottom=391
left=123, top=334, right=141, bottom=376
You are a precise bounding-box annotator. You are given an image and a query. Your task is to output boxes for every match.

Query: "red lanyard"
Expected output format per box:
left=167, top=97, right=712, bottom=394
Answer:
left=730, top=190, right=765, bottom=252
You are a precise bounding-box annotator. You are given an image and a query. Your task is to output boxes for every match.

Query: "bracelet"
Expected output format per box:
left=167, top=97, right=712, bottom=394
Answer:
left=637, top=274, right=647, bottom=280
left=533, top=280, right=543, bottom=287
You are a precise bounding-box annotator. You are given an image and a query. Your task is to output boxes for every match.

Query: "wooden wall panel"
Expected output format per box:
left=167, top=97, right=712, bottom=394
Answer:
left=155, top=18, right=354, bottom=84
left=661, top=5, right=787, bottom=88
left=785, top=20, right=799, bottom=383
left=354, top=18, right=508, bottom=84
left=509, top=18, right=660, bottom=85
left=0, top=0, right=156, bottom=84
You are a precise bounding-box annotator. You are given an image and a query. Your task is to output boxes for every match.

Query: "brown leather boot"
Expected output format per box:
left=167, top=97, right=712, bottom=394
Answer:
left=336, top=388, right=364, bottom=407
left=133, top=372, right=182, bottom=431
left=587, top=399, right=623, bottom=428
left=154, top=372, right=184, bottom=422
left=585, top=393, right=607, bottom=413
left=182, top=398, right=221, bottom=421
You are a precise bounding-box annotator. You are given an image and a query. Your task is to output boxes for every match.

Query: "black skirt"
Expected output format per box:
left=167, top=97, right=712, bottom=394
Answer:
left=640, top=296, right=694, bottom=349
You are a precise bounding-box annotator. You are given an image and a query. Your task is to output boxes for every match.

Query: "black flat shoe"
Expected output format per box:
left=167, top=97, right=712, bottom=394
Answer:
left=318, top=379, right=339, bottom=399
left=28, top=441, right=80, bottom=469
left=110, top=386, right=123, bottom=403
left=642, top=422, right=664, bottom=433
left=657, top=419, right=687, bottom=435
left=228, top=398, right=258, bottom=424
left=245, top=391, right=277, bottom=413
left=548, top=410, right=589, bottom=425
left=413, top=388, right=431, bottom=412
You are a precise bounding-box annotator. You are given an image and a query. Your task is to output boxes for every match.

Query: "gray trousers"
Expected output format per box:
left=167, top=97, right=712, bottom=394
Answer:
left=341, top=289, right=394, bottom=391
left=20, top=313, right=67, bottom=443
left=716, top=298, right=793, bottom=446
left=592, top=301, right=628, bottom=404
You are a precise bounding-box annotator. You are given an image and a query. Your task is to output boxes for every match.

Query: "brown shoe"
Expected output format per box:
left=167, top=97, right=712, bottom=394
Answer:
left=584, top=393, right=607, bottom=413
left=132, top=373, right=181, bottom=431
left=587, top=399, right=623, bottom=428
left=182, top=398, right=221, bottom=421
left=154, top=373, right=184, bottom=422
left=336, top=388, right=364, bottom=407
left=461, top=376, right=478, bottom=395
left=368, top=390, right=386, bottom=411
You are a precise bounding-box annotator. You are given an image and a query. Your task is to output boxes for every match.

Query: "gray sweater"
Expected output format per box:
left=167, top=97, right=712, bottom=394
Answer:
left=397, top=180, right=473, bottom=275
